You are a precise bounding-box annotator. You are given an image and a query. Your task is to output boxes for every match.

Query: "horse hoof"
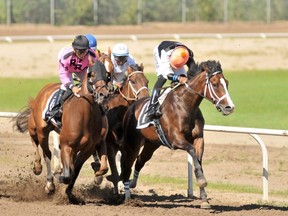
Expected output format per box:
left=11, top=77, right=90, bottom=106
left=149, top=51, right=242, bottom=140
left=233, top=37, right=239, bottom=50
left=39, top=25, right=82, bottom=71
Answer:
left=95, top=168, right=109, bottom=177
left=58, top=175, right=70, bottom=184
left=45, top=183, right=56, bottom=194
left=200, top=201, right=211, bottom=209
left=91, top=162, right=100, bottom=172
left=33, top=164, right=42, bottom=175
left=68, top=193, right=85, bottom=205
left=197, top=177, right=207, bottom=188
left=94, top=175, right=103, bottom=185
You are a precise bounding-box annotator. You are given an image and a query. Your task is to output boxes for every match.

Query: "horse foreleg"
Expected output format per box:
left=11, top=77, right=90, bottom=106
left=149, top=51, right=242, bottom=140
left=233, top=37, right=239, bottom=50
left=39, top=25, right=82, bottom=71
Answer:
left=187, top=146, right=207, bottom=188
left=193, top=136, right=210, bottom=209
left=95, top=140, right=108, bottom=177
left=65, top=151, right=89, bottom=205
left=30, top=136, right=42, bottom=175
left=106, top=143, right=121, bottom=194
left=59, top=145, right=72, bottom=184
left=130, top=142, right=160, bottom=188
left=40, top=136, right=56, bottom=194
left=52, top=131, right=62, bottom=176
left=43, top=154, right=56, bottom=194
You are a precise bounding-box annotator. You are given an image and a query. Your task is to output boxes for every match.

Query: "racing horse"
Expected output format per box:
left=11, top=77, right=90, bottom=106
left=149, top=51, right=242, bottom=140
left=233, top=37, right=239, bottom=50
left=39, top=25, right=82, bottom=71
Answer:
left=13, top=60, right=111, bottom=204
left=120, top=60, right=235, bottom=208
left=52, top=49, right=115, bottom=177
left=94, top=63, right=150, bottom=193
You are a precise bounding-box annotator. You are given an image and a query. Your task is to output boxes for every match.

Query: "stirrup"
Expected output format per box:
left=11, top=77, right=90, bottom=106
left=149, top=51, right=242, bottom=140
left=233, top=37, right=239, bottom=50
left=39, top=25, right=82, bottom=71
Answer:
left=50, top=118, right=62, bottom=128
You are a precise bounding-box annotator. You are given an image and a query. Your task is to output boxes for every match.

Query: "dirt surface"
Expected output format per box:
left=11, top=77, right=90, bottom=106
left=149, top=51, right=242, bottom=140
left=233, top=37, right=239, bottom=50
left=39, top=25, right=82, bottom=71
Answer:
left=1, top=22, right=288, bottom=215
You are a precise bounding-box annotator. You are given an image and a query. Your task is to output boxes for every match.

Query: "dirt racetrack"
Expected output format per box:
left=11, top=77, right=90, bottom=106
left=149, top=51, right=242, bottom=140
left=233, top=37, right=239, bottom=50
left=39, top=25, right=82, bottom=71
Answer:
left=0, top=22, right=288, bottom=215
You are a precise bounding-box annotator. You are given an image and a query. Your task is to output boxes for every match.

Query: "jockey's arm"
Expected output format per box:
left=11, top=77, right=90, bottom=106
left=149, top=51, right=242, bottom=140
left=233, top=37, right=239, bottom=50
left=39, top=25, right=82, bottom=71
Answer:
left=167, top=73, right=187, bottom=84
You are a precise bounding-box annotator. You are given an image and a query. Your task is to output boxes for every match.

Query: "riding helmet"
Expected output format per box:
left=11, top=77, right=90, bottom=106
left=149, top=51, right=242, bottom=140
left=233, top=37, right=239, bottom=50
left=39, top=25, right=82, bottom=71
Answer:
left=169, top=46, right=189, bottom=69
left=85, top=34, right=97, bottom=50
left=112, top=43, right=129, bottom=57
left=72, top=35, right=90, bottom=50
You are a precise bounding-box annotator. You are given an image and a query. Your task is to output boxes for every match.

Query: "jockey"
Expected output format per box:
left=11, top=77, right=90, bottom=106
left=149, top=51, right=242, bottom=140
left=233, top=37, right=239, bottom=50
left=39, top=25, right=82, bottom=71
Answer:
left=110, top=43, right=137, bottom=91
left=146, top=40, right=195, bottom=119
left=46, top=34, right=97, bottom=126
left=85, top=33, right=102, bottom=57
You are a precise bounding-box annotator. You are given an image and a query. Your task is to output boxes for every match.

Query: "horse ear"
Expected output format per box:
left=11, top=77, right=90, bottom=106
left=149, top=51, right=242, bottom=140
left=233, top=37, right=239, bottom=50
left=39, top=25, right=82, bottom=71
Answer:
left=127, top=65, right=132, bottom=74
left=108, top=47, right=111, bottom=57
left=140, top=63, right=144, bottom=72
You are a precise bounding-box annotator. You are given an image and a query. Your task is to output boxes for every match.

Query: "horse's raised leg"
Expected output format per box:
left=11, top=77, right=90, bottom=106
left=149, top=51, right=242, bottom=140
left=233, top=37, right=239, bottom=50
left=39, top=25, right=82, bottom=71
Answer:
left=95, top=140, right=109, bottom=177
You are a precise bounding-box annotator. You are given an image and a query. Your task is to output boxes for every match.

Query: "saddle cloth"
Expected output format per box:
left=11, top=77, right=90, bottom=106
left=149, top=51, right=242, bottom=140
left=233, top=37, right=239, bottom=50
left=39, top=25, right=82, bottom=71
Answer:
left=136, top=100, right=155, bottom=129
left=42, top=89, right=60, bottom=121
left=136, top=87, right=172, bottom=129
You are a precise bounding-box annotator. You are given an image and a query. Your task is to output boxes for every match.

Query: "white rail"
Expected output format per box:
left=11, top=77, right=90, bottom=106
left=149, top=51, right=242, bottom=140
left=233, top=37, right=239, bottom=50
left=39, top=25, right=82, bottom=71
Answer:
left=187, top=125, right=288, bottom=202
left=1, top=112, right=287, bottom=202
left=1, top=33, right=288, bottom=43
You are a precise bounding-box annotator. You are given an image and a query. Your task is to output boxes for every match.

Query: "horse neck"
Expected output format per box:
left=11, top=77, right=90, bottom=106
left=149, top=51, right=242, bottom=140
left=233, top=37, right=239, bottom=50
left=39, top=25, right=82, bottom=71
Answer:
left=170, top=72, right=206, bottom=112
left=79, top=73, right=93, bottom=102
left=120, top=79, right=136, bottom=103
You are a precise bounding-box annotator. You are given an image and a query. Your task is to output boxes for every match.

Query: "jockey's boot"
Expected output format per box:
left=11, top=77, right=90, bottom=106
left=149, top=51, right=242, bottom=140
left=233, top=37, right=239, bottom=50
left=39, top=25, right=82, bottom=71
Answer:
left=46, top=89, right=65, bottom=125
left=146, top=89, right=162, bottom=119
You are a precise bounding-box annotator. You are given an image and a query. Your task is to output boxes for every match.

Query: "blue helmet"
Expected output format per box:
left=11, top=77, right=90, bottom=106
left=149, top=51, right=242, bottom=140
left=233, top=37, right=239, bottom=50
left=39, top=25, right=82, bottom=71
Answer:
left=85, top=34, right=97, bottom=50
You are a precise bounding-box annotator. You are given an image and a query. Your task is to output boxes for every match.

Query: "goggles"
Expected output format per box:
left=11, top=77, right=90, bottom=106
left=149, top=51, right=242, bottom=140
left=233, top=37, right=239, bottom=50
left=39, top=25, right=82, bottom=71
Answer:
left=75, top=49, right=88, bottom=55
left=114, top=56, right=128, bottom=63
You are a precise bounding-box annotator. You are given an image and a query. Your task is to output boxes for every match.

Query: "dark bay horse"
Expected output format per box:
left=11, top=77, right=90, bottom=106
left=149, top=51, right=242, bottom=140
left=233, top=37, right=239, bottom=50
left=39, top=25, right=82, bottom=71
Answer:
left=13, top=60, right=111, bottom=204
left=94, top=63, right=150, bottom=193
left=120, top=60, right=235, bottom=208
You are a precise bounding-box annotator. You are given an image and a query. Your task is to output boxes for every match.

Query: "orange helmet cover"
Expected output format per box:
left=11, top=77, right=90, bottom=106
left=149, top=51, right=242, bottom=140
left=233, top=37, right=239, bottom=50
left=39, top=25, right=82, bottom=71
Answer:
left=169, top=46, right=189, bottom=69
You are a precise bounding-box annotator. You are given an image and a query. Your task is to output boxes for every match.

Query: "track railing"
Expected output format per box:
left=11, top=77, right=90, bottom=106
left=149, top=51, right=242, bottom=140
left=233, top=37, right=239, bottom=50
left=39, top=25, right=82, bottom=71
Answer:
left=188, top=125, right=288, bottom=202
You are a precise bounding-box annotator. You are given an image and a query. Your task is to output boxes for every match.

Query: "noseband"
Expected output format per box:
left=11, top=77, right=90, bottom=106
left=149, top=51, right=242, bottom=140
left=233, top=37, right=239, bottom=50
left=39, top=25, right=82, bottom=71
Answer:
left=185, top=71, right=230, bottom=105
left=119, top=71, right=149, bottom=101
left=88, top=77, right=108, bottom=103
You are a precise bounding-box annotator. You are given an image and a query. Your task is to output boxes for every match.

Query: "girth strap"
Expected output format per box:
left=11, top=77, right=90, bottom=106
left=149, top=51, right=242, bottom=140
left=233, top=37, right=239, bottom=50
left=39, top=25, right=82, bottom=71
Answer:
left=153, top=118, right=173, bottom=150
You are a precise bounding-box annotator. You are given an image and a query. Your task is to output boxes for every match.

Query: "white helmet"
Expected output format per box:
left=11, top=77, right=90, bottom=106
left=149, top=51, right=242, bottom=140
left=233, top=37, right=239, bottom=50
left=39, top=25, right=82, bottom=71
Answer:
left=112, top=43, right=129, bottom=57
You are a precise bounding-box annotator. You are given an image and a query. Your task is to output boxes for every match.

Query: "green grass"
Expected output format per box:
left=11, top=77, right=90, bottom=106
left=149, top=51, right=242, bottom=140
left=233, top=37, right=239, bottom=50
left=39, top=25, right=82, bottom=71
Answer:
left=140, top=174, right=288, bottom=199
left=0, top=77, right=59, bottom=111
left=1, top=69, right=287, bottom=129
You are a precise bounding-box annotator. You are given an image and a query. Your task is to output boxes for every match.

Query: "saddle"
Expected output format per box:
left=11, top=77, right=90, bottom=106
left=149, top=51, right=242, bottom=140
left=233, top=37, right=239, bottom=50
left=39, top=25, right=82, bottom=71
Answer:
left=136, top=84, right=181, bottom=149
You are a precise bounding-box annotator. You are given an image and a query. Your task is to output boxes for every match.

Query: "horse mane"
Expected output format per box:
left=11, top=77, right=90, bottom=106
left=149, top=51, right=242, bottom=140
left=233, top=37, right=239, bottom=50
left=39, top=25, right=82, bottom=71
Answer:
left=128, top=63, right=144, bottom=72
left=187, top=60, right=222, bottom=79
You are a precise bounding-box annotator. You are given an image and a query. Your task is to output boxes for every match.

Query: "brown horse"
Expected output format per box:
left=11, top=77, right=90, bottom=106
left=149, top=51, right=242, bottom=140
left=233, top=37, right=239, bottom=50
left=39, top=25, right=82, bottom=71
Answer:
left=93, top=63, right=150, bottom=193
left=13, top=60, right=111, bottom=204
left=120, top=60, right=235, bottom=208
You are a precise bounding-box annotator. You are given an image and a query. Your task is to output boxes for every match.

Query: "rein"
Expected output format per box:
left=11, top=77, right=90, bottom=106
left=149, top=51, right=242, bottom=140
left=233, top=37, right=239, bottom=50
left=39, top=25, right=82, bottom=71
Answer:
left=118, top=71, right=149, bottom=101
left=184, top=71, right=228, bottom=105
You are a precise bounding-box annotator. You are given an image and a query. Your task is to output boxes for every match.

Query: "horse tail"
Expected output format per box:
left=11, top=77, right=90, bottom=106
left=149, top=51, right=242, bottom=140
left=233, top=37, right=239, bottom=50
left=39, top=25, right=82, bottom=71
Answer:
left=13, top=99, right=34, bottom=133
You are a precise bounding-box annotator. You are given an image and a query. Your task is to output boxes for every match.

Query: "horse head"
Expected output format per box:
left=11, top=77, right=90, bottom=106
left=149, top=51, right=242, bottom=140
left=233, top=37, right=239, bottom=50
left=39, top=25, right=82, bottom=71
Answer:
left=187, top=60, right=235, bottom=115
left=120, top=63, right=150, bottom=101
left=87, top=62, right=110, bottom=104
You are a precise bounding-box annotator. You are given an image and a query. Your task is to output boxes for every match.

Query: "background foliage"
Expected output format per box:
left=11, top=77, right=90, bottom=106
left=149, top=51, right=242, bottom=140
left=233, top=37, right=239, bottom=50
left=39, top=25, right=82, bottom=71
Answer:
left=1, top=0, right=288, bottom=25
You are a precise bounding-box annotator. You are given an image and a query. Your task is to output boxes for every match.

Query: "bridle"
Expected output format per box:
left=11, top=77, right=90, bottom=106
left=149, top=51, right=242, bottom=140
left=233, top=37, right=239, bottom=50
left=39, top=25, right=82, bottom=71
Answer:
left=118, top=71, right=149, bottom=101
left=184, top=70, right=230, bottom=106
